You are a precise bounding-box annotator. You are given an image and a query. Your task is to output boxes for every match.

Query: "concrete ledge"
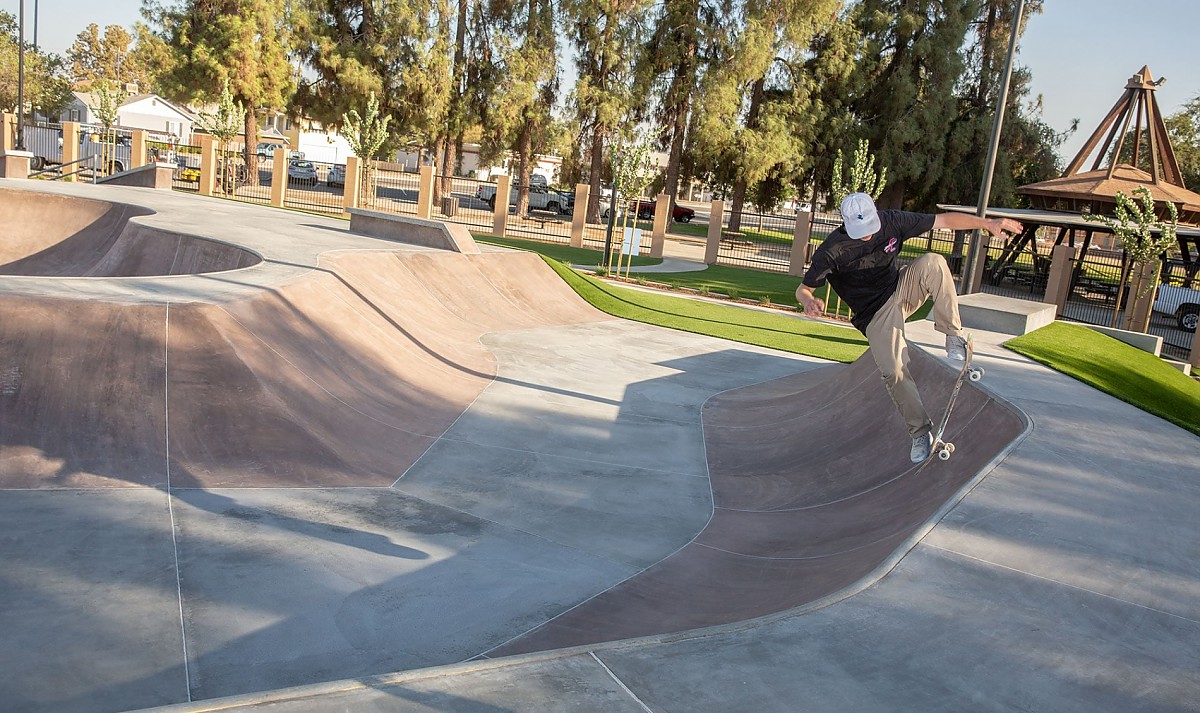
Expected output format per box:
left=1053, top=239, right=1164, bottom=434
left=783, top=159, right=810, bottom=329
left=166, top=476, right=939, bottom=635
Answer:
left=948, top=293, right=1057, bottom=336
left=348, top=208, right=480, bottom=254
left=97, top=162, right=177, bottom=190
left=1163, top=358, right=1193, bottom=376
left=0, top=150, right=33, bottom=178
left=1079, top=323, right=1163, bottom=356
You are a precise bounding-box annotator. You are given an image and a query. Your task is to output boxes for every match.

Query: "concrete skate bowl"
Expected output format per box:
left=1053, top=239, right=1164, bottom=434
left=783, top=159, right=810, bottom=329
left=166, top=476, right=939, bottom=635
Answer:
left=0, top=187, right=261, bottom=277
left=0, top=249, right=605, bottom=490
left=491, top=348, right=1026, bottom=657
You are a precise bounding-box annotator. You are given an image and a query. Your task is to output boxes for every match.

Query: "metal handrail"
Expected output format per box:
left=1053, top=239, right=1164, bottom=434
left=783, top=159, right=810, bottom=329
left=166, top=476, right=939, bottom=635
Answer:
left=28, top=154, right=98, bottom=182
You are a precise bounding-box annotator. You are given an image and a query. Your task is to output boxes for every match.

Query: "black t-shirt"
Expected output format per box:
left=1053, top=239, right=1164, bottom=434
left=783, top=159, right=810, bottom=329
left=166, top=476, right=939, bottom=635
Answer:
left=802, top=210, right=936, bottom=333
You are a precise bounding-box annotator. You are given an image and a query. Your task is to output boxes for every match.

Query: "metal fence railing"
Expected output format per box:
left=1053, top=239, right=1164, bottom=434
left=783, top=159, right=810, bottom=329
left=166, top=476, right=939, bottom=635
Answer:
left=432, top=174, right=499, bottom=233
left=368, top=162, right=418, bottom=216
left=282, top=158, right=344, bottom=214
left=715, top=209, right=796, bottom=273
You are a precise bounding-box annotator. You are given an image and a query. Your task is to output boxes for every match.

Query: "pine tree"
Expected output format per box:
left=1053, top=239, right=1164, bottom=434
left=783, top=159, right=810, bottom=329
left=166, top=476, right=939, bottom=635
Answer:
left=844, top=0, right=973, bottom=208
left=562, top=0, right=651, bottom=221
left=689, top=0, right=840, bottom=225
left=143, top=0, right=293, bottom=187
left=478, top=0, right=558, bottom=215
left=67, top=23, right=151, bottom=90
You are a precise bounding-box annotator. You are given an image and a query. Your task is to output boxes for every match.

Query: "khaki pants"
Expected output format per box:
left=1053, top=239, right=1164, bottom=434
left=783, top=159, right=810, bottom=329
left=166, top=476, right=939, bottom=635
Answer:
left=864, top=253, right=963, bottom=438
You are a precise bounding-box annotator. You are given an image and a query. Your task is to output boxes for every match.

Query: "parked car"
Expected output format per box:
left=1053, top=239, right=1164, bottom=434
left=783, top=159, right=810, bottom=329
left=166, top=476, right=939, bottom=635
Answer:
left=1153, top=283, right=1200, bottom=332
left=632, top=200, right=695, bottom=223
left=550, top=188, right=575, bottom=214
left=326, top=164, right=346, bottom=188
left=256, top=142, right=286, bottom=159
left=287, top=159, right=318, bottom=186
left=475, top=182, right=564, bottom=213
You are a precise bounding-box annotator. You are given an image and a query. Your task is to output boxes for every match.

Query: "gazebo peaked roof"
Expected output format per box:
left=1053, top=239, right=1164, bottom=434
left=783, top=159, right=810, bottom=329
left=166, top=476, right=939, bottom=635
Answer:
left=1018, top=66, right=1200, bottom=225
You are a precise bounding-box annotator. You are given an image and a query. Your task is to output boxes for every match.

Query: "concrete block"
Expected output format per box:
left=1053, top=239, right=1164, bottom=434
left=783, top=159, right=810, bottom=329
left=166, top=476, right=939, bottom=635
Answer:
left=96, top=162, right=177, bottom=190
left=1161, top=358, right=1193, bottom=376
left=348, top=208, right=480, bottom=254
left=947, top=292, right=1057, bottom=336
left=1079, top=323, right=1163, bottom=356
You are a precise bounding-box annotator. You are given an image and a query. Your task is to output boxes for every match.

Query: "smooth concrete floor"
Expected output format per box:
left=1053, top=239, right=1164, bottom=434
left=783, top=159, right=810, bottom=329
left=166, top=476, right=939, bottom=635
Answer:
left=125, top=321, right=1200, bottom=713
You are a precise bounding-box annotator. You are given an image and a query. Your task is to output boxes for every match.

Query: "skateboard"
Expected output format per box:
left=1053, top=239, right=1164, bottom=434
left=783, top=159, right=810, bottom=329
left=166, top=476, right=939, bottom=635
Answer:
left=930, top=337, right=984, bottom=461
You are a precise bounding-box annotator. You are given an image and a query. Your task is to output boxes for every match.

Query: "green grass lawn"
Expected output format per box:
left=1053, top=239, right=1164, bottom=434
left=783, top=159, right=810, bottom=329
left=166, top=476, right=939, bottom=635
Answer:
left=1005, top=322, right=1200, bottom=436
left=475, top=234, right=662, bottom=268
left=543, top=258, right=868, bottom=363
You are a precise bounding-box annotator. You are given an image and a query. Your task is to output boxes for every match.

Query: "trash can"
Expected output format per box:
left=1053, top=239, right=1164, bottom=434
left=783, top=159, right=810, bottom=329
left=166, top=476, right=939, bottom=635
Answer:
left=441, top=195, right=459, bottom=217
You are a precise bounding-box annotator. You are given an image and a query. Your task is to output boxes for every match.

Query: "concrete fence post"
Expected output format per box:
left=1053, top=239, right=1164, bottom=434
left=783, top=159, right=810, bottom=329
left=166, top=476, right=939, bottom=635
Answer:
left=789, top=210, right=813, bottom=276
left=705, top=199, right=725, bottom=265
left=569, top=183, right=589, bottom=248
left=1043, top=244, right=1077, bottom=316
left=198, top=135, right=217, bottom=197
left=61, top=122, right=80, bottom=182
left=492, top=174, right=511, bottom=237
left=270, top=148, right=288, bottom=207
left=131, top=130, right=148, bottom=169
left=417, top=164, right=434, bottom=219
left=651, top=193, right=669, bottom=258
left=342, top=156, right=362, bottom=213
left=1, top=112, right=16, bottom=151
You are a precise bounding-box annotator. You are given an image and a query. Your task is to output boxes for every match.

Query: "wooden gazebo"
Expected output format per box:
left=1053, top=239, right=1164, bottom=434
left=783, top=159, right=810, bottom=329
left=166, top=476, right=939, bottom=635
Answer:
left=1018, top=66, right=1200, bottom=227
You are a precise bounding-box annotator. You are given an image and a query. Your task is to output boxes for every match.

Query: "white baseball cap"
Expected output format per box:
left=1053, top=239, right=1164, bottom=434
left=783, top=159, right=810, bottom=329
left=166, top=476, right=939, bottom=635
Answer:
left=840, top=192, right=881, bottom=239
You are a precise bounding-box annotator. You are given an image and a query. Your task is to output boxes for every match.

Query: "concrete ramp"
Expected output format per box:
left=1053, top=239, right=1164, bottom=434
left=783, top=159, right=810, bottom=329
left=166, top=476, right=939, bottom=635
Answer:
left=0, top=250, right=603, bottom=490
left=0, top=187, right=260, bottom=276
left=491, top=348, right=1025, bottom=656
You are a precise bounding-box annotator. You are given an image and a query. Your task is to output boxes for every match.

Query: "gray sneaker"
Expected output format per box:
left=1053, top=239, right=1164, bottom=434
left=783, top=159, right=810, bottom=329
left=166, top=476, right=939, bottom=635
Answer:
left=911, top=432, right=933, bottom=463
left=946, top=334, right=969, bottom=361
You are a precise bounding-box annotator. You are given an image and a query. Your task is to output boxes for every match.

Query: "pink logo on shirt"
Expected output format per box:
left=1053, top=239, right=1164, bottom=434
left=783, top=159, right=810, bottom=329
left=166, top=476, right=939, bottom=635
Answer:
left=885, top=237, right=898, bottom=253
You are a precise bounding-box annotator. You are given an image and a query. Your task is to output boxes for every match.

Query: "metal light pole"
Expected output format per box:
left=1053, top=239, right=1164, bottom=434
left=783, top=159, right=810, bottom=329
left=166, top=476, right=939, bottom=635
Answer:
left=962, top=0, right=1026, bottom=294
left=16, top=0, right=25, bottom=149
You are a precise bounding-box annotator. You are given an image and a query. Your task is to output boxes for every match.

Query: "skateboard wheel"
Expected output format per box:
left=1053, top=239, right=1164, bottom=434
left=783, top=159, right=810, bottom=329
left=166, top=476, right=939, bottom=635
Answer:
left=946, top=443, right=955, bottom=453
left=968, top=368, right=983, bottom=382
left=938, top=448, right=952, bottom=461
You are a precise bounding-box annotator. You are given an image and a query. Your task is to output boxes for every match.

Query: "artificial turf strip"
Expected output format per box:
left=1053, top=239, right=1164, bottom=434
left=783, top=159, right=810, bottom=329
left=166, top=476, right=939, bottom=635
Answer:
left=543, top=258, right=869, bottom=363
left=1005, top=321, right=1200, bottom=436
left=476, top=235, right=661, bottom=267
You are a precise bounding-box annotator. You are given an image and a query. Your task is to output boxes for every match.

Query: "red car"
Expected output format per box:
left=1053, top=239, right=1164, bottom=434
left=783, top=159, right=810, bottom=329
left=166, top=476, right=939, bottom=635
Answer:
left=632, top=200, right=694, bottom=223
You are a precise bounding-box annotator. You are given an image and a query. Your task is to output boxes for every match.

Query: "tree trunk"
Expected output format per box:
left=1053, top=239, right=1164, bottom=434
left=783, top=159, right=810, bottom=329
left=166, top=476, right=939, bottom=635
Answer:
left=729, top=76, right=766, bottom=232
left=516, top=119, right=533, bottom=215
left=588, top=120, right=604, bottom=224
left=432, top=137, right=445, bottom=205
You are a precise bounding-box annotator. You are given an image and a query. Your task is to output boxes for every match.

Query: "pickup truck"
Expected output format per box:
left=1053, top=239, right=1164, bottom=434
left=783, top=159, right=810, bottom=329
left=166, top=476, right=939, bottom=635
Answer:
left=1153, top=284, right=1200, bottom=332
left=22, top=124, right=134, bottom=174
left=475, top=183, right=569, bottom=214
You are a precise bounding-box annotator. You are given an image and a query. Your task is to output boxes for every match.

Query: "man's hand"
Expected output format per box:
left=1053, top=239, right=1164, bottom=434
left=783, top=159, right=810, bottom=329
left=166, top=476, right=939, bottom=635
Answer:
left=986, top=218, right=1023, bottom=237
left=796, top=285, right=825, bottom=318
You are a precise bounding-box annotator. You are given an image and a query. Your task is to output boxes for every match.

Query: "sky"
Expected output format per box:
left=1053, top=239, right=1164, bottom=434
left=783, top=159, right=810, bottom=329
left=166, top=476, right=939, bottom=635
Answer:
left=4, top=0, right=1197, bottom=164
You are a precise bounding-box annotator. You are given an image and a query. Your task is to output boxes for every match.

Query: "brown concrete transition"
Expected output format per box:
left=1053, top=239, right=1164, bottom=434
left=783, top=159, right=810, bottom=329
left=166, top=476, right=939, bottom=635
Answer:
left=0, top=187, right=260, bottom=276
left=491, top=348, right=1025, bottom=656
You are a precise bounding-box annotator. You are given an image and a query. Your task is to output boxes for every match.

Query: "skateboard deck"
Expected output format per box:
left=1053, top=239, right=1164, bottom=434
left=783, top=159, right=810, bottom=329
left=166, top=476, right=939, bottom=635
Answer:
left=930, top=337, right=983, bottom=461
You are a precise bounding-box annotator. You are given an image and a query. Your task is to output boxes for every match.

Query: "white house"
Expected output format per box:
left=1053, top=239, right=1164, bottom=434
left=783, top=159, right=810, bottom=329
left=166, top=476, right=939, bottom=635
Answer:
left=59, top=91, right=195, bottom=142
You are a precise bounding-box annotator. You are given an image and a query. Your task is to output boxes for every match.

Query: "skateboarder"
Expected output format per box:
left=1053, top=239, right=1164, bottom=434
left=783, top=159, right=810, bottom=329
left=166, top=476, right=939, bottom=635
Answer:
left=796, top=193, right=1022, bottom=463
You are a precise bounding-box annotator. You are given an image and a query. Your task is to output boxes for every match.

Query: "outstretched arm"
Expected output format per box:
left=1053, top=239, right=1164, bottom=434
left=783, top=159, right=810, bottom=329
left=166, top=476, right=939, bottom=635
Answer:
left=933, top=212, right=1023, bottom=237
